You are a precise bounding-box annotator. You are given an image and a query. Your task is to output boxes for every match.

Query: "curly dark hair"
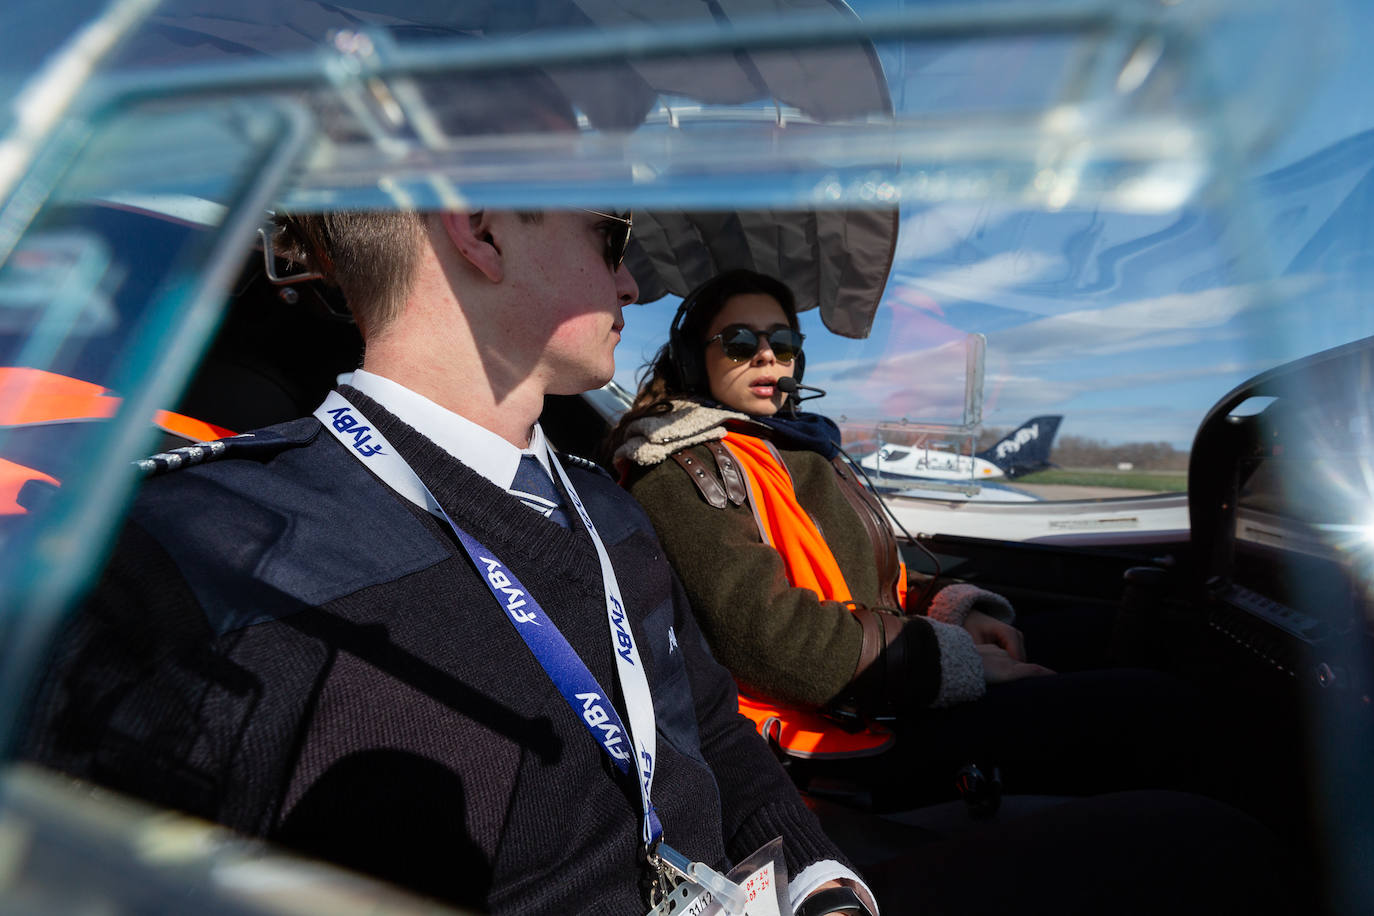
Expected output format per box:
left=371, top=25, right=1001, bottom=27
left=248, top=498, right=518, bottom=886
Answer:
left=607, top=269, right=799, bottom=455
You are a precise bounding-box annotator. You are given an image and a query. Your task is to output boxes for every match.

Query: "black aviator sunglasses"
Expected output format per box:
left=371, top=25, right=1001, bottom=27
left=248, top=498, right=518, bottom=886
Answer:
left=706, top=324, right=805, bottom=364
left=582, top=209, right=633, bottom=270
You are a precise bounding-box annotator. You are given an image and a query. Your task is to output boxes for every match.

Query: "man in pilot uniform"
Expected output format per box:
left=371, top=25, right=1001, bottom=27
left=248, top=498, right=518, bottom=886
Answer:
left=19, top=203, right=1311, bottom=916
left=20, top=207, right=877, bottom=915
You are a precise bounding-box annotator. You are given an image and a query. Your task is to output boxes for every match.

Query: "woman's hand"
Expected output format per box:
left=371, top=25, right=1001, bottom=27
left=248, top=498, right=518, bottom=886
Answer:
left=963, top=610, right=1027, bottom=660
left=977, top=644, right=1055, bottom=683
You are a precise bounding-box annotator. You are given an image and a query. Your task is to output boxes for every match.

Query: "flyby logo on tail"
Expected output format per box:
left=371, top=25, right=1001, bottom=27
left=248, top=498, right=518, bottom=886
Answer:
left=975, top=415, right=1062, bottom=478
left=856, top=414, right=1064, bottom=483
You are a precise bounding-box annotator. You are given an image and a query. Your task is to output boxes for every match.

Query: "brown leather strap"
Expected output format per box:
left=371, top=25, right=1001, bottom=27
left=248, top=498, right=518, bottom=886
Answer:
left=830, top=456, right=902, bottom=608
left=878, top=610, right=907, bottom=710
left=847, top=606, right=906, bottom=716
left=851, top=605, right=886, bottom=679
left=672, top=449, right=727, bottom=509
left=706, top=441, right=748, bottom=506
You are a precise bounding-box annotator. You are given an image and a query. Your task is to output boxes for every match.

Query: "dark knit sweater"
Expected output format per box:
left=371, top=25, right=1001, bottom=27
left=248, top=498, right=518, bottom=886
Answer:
left=22, top=389, right=845, bottom=915
left=627, top=438, right=944, bottom=712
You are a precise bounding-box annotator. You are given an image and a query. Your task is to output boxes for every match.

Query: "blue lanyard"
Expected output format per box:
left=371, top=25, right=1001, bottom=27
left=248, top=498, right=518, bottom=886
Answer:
left=314, top=391, right=663, bottom=847
left=449, top=523, right=637, bottom=772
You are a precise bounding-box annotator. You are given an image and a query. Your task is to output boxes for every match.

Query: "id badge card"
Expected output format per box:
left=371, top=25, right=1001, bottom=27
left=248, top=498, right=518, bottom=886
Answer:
left=646, top=837, right=788, bottom=916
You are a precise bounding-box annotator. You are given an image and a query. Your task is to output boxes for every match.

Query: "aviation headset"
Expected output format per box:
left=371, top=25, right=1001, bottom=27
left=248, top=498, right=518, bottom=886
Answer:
left=666, top=269, right=806, bottom=395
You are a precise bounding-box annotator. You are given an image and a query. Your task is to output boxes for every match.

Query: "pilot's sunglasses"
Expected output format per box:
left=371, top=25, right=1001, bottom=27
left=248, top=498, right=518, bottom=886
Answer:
left=707, top=324, right=806, bottom=363
left=582, top=209, right=633, bottom=270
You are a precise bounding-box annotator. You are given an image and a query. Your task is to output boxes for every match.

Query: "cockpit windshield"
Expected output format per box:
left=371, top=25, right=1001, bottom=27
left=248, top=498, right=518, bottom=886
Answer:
left=1, top=0, right=1372, bottom=910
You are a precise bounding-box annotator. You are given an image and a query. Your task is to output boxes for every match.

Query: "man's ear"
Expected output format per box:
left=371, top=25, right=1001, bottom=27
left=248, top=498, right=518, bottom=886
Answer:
left=440, top=210, right=503, bottom=283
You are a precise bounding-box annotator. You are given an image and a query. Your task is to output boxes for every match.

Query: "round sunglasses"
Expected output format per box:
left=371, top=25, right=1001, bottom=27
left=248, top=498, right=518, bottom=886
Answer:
left=706, top=324, right=805, bottom=363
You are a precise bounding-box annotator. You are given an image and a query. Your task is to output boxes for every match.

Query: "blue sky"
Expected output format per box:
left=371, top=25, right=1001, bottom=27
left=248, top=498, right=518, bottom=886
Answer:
left=614, top=0, right=1374, bottom=449
left=9, top=1, right=1367, bottom=451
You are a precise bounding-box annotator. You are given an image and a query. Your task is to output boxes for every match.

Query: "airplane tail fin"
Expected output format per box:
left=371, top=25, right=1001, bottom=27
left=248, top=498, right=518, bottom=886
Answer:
left=975, top=415, right=1062, bottom=478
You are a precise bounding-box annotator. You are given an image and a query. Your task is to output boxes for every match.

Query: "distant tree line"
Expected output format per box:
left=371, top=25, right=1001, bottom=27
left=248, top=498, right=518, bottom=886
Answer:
left=976, top=428, right=1190, bottom=471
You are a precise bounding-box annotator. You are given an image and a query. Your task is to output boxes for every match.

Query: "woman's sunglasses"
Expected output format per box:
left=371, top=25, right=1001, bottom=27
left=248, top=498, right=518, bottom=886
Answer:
left=582, top=209, right=633, bottom=270
left=706, top=324, right=805, bottom=363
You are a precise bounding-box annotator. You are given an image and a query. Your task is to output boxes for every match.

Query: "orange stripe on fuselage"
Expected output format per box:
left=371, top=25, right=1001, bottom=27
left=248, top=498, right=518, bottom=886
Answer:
left=154, top=410, right=235, bottom=442
left=0, top=367, right=120, bottom=426
left=0, top=367, right=236, bottom=441
left=0, top=456, right=58, bottom=515
left=0, top=368, right=237, bottom=516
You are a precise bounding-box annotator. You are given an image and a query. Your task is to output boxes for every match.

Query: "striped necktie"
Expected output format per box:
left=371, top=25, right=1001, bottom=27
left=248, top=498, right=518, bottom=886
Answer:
left=509, top=454, right=571, bottom=528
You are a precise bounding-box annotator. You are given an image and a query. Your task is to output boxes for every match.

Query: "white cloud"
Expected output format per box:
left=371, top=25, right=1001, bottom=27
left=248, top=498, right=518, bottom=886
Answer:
left=985, top=275, right=1322, bottom=363
left=806, top=284, right=1298, bottom=427
left=815, top=354, right=1280, bottom=444
left=807, top=335, right=969, bottom=380
left=1061, top=359, right=1277, bottom=391
left=894, top=251, right=1063, bottom=305
left=893, top=203, right=1019, bottom=261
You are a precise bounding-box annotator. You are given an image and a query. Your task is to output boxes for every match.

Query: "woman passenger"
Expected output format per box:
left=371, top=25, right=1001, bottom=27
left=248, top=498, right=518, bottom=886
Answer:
left=610, top=268, right=1210, bottom=805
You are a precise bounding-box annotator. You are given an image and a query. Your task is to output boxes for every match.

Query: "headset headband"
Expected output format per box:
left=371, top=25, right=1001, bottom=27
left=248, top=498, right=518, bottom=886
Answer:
left=665, top=273, right=805, bottom=395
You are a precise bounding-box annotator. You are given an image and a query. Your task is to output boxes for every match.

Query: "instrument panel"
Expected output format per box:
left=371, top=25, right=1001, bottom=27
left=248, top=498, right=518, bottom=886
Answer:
left=1189, top=337, right=1374, bottom=684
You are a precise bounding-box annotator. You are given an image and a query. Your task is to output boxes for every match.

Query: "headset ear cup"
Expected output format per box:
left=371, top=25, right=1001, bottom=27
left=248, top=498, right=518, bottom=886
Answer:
left=669, top=334, right=695, bottom=392
left=668, top=279, right=802, bottom=395
left=684, top=345, right=704, bottom=392
left=667, top=297, right=699, bottom=393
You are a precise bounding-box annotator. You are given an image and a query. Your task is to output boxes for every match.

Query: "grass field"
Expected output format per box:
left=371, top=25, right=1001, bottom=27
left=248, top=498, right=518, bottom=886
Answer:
left=1014, top=468, right=1188, bottom=492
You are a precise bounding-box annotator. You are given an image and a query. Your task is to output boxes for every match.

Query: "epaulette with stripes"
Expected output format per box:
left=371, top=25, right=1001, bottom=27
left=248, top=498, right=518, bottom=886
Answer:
left=134, top=440, right=233, bottom=477
left=558, top=452, right=614, bottom=481
left=133, top=428, right=305, bottom=478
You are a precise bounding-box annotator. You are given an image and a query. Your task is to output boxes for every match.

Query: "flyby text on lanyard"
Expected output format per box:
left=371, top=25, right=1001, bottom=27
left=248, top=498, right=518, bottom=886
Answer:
left=313, top=391, right=663, bottom=848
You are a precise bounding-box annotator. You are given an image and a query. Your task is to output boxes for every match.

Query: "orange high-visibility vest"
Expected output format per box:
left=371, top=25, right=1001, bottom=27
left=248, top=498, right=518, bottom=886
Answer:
left=721, top=432, right=894, bottom=758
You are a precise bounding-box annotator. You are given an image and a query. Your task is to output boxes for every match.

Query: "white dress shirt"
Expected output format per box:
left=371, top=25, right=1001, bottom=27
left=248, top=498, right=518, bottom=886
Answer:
left=348, top=369, right=553, bottom=489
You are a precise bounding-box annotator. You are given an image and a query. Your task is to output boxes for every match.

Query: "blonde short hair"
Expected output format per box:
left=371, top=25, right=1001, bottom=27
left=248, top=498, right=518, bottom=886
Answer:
left=275, top=211, right=426, bottom=338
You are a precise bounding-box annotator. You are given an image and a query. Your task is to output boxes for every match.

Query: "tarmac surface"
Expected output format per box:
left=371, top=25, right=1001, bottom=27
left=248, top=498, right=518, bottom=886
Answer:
left=1009, top=483, right=1165, bottom=500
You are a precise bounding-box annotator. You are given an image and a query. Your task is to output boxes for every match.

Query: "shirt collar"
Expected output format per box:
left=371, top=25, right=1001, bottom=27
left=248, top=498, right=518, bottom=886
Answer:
left=347, top=369, right=553, bottom=490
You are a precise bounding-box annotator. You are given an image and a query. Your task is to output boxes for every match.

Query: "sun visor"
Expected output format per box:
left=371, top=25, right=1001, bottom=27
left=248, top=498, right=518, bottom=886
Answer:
left=119, top=0, right=890, bottom=126
left=626, top=208, right=896, bottom=339
left=565, top=0, right=889, bottom=125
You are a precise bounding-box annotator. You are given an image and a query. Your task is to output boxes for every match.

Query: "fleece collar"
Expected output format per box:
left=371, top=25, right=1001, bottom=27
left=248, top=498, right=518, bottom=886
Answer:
left=615, top=400, right=762, bottom=467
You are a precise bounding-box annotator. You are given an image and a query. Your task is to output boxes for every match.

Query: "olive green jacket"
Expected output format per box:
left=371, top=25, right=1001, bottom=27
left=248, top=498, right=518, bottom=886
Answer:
left=620, top=401, right=1005, bottom=714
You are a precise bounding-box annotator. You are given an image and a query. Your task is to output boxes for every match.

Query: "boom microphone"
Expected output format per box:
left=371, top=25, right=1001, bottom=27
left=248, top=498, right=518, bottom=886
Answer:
left=777, top=376, right=827, bottom=403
